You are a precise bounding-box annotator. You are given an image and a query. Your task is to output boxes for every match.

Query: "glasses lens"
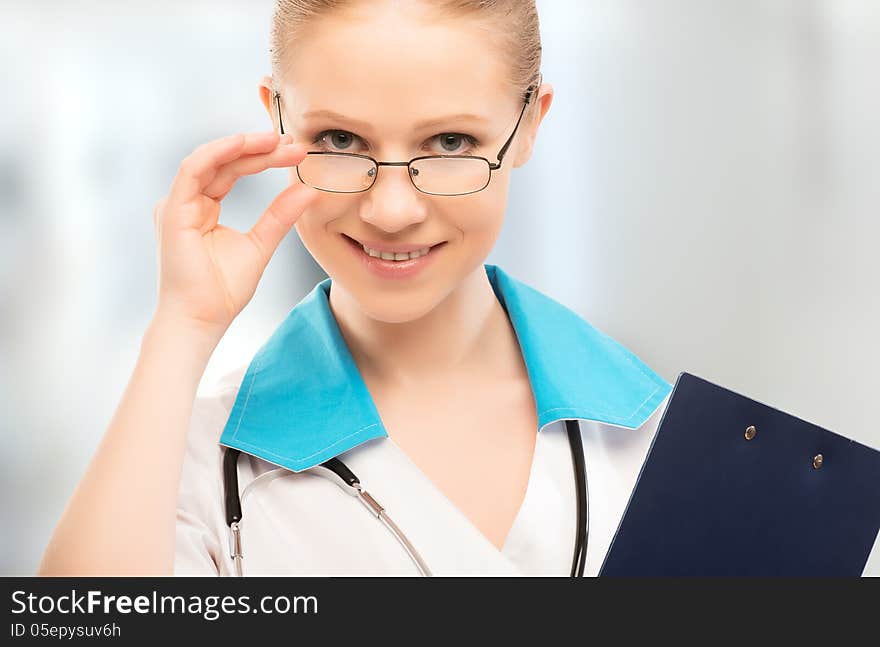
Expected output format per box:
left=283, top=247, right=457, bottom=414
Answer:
left=409, top=157, right=491, bottom=195
left=296, top=153, right=377, bottom=193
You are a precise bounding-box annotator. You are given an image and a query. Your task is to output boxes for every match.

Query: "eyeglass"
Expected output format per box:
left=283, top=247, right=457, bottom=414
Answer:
left=273, top=83, right=536, bottom=196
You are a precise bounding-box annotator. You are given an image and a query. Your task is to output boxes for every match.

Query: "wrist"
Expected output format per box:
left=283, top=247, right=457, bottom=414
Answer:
left=143, top=310, right=226, bottom=360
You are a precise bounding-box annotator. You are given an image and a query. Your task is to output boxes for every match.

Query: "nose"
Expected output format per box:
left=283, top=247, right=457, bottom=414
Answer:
left=358, top=163, right=428, bottom=233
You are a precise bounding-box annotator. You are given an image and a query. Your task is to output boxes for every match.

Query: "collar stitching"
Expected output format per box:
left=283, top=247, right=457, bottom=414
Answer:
left=228, top=356, right=262, bottom=441
left=538, top=383, right=662, bottom=423
left=228, top=422, right=384, bottom=464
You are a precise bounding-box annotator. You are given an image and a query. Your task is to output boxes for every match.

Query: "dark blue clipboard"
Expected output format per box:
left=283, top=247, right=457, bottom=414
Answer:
left=599, top=372, right=880, bottom=576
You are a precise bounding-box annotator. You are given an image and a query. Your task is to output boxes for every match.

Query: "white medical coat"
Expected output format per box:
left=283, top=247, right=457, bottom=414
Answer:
left=173, top=264, right=880, bottom=576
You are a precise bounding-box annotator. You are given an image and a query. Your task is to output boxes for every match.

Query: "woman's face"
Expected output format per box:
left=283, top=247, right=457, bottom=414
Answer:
left=260, top=1, right=551, bottom=323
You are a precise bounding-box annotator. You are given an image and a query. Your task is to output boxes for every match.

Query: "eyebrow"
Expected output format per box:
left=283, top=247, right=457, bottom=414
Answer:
left=301, top=109, right=491, bottom=131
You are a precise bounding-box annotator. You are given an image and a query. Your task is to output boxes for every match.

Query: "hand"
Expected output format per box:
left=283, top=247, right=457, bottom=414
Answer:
left=152, top=131, right=319, bottom=335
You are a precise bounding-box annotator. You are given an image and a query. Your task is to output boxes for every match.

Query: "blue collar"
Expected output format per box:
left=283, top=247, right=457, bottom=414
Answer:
left=219, top=263, right=671, bottom=472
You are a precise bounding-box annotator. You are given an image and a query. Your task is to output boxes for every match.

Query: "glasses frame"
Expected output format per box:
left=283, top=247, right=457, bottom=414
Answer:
left=273, top=81, right=538, bottom=196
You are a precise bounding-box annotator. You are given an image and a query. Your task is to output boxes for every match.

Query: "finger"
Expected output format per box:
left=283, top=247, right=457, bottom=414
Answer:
left=203, top=141, right=307, bottom=201
left=166, top=131, right=284, bottom=209
left=247, top=182, right=321, bottom=265
left=153, top=196, right=167, bottom=229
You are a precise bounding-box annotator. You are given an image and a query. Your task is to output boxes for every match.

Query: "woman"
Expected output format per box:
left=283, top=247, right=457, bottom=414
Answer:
left=39, top=0, right=670, bottom=576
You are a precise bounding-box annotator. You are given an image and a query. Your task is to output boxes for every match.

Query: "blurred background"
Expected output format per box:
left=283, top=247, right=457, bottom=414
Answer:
left=2, top=0, right=879, bottom=574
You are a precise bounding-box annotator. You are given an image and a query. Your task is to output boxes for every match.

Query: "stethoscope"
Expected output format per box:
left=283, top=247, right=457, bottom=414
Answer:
left=222, top=419, right=589, bottom=576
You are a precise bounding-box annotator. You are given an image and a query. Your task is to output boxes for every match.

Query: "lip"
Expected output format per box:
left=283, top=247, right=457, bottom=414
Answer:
left=341, top=233, right=446, bottom=280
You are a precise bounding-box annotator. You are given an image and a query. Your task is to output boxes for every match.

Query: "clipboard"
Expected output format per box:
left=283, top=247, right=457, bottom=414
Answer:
left=599, top=372, right=880, bottom=576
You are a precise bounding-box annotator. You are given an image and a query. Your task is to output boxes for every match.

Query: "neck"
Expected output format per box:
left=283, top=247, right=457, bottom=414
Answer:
left=328, top=266, right=514, bottom=388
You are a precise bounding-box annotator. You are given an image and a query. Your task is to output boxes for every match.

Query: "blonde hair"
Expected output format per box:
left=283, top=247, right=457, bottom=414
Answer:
left=269, top=0, right=542, bottom=109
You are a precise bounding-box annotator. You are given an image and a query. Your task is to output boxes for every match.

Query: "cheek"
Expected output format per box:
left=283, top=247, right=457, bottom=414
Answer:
left=451, top=179, right=509, bottom=244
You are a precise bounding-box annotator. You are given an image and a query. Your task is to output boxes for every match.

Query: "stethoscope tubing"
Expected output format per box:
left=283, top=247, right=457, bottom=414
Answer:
left=222, top=420, right=589, bottom=577
left=565, top=419, right=589, bottom=576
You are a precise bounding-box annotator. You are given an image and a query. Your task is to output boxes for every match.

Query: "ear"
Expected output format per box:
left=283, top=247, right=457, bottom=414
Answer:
left=512, top=82, right=554, bottom=168
left=258, top=75, right=281, bottom=133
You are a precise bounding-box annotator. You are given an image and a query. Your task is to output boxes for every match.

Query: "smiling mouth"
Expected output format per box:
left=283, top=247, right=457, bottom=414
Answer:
left=341, top=234, right=447, bottom=259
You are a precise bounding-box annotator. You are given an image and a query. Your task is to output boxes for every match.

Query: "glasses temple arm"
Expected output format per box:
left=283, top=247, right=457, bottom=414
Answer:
left=274, top=91, right=285, bottom=135
left=494, top=85, right=536, bottom=167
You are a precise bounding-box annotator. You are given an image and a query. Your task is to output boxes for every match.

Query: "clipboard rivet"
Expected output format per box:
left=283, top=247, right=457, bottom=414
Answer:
left=813, top=454, right=823, bottom=469
left=744, top=425, right=756, bottom=441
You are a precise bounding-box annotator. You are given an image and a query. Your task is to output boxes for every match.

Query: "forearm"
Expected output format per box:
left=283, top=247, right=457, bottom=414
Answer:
left=38, top=314, right=224, bottom=575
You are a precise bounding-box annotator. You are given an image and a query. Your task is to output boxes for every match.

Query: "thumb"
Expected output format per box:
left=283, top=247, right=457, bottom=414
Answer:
left=247, top=181, right=320, bottom=264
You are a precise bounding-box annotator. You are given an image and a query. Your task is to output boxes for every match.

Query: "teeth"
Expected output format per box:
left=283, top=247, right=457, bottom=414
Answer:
left=362, top=244, right=431, bottom=260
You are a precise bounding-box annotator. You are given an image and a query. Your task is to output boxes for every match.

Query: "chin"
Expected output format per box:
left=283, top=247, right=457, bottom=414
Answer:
left=347, top=288, right=442, bottom=324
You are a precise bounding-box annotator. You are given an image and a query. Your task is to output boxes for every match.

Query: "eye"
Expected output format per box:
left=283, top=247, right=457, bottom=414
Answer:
left=309, top=129, right=481, bottom=155
left=430, top=133, right=479, bottom=155
left=311, top=130, right=364, bottom=152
